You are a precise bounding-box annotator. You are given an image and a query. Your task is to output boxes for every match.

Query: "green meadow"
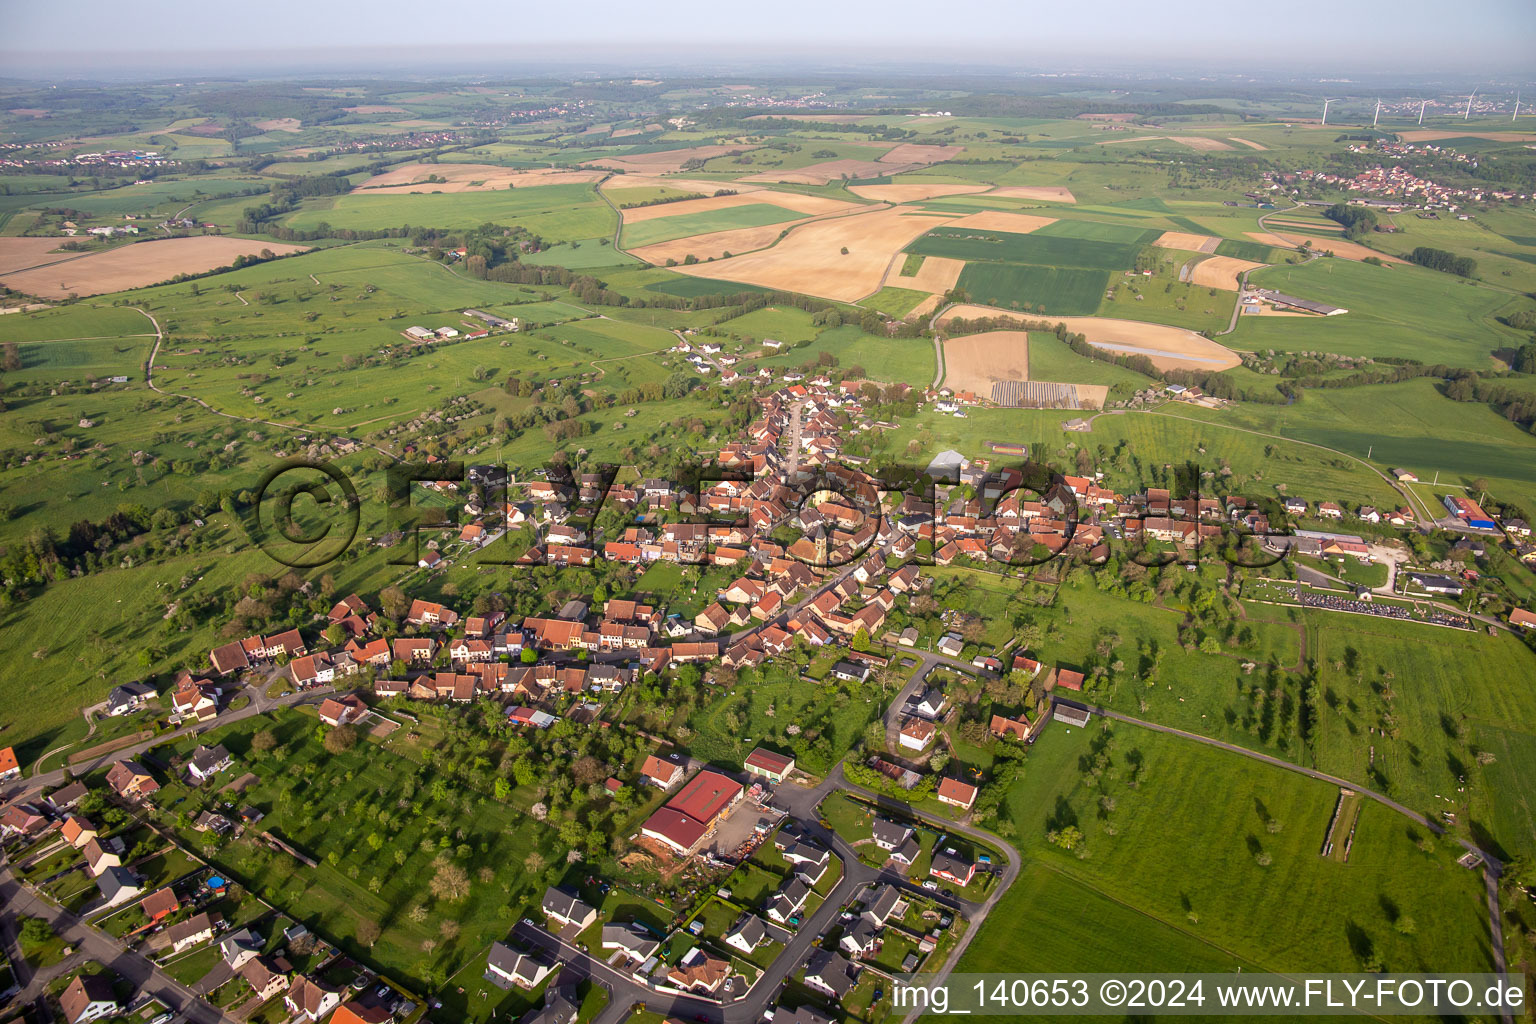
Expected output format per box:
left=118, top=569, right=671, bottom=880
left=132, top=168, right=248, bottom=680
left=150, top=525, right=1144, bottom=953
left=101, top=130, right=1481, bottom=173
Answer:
left=283, top=184, right=616, bottom=239
left=967, top=724, right=1495, bottom=974
left=619, top=203, right=803, bottom=248
left=1232, top=258, right=1527, bottom=368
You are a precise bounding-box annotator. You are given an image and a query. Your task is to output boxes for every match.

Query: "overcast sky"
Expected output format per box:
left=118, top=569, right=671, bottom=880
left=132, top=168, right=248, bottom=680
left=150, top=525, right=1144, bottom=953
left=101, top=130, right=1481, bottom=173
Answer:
left=4, top=0, right=1535, bottom=76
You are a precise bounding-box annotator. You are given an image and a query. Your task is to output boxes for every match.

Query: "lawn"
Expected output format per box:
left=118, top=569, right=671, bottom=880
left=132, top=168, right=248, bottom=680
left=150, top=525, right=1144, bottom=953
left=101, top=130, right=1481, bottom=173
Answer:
left=753, top=324, right=935, bottom=386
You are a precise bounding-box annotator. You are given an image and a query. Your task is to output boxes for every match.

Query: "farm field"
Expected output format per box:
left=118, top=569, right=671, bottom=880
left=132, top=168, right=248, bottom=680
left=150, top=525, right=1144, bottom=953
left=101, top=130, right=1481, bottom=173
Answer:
left=351, top=162, right=605, bottom=193
left=282, top=184, right=615, bottom=238
left=942, top=330, right=1029, bottom=396
left=1231, top=258, right=1529, bottom=367
left=620, top=203, right=805, bottom=248
left=939, top=304, right=1239, bottom=371
left=670, top=207, right=955, bottom=302
left=971, top=725, right=1495, bottom=973
left=0, top=237, right=310, bottom=298
left=906, top=227, right=1146, bottom=269
left=954, top=263, right=1108, bottom=316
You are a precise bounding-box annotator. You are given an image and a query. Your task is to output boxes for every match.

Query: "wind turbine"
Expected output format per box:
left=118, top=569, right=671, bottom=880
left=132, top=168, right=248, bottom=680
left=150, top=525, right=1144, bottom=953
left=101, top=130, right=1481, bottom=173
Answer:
left=1372, top=98, right=1381, bottom=129
left=1515, top=92, right=1522, bottom=122
left=1321, top=98, right=1334, bottom=126
left=1418, top=99, right=1428, bottom=125
left=1464, top=88, right=1477, bottom=120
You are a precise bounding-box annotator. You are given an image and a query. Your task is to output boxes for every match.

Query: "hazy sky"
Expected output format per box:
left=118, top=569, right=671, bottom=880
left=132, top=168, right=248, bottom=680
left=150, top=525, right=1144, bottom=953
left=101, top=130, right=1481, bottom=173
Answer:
left=5, top=0, right=1535, bottom=75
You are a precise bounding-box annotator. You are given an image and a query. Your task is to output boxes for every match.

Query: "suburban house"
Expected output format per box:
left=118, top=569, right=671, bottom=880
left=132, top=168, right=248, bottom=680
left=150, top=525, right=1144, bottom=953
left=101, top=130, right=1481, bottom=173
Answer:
left=723, top=914, right=767, bottom=954
left=767, top=876, right=811, bottom=924
left=486, top=942, right=554, bottom=990
left=318, top=694, right=368, bottom=727
left=601, top=924, right=660, bottom=966
left=541, top=887, right=597, bottom=930
left=105, top=760, right=159, bottom=801
left=284, top=977, right=342, bottom=1023
left=94, top=866, right=142, bottom=907
left=936, top=777, right=978, bottom=811
left=239, top=958, right=290, bottom=1002
left=898, top=718, right=936, bottom=751
left=0, top=804, right=48, bottom=839
left=930, top=849, right=977, bottom=886
left=0, top=746, right=20, bottom=782
left=870, top=819, right=913, bottom=852
left=804, top=948, right=859, bottom=999
left=60, top=974, right=120, bottom=1024
left=744, top=747, right=795, bottom=784
left=863, top=884, right=904, bottom=926
left=220, top=927, right=263, bottom=969
left=81, top=837, right=122, bottom=877
left=166, top=911, right=217, bottom=953
left=640, top=754, right=684, bottom=789
left=47, top=781, right=88, bottom=811
left=666, top=947, right=732, bottom=995
left=186, top=744, right=233, bottom=783
left=61, top=816, right=99, bottom=848
left=140, top=886, right=180, bottom=923
left=105, top=681, right=156, bottom=716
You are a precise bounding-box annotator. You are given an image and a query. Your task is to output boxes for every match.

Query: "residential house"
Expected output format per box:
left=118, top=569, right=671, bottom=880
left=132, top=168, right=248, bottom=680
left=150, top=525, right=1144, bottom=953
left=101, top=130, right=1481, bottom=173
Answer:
left=862, top=884, right=903, bottom=927
left=485, top=943, right=554, bottom=990
left=60, top=974, right=120, bottom=1024
left=541, top=887, right=597, bottom=930
left=930, top=849, right=977, bottom=886
left=220, top=927, right=263, bottom=969
left=640, top=754, right=684, bottom=789
left=186, top=744, right=233, bottom=783
left=238, top=957, right=290, bottom=1002
left=601, top=924, right=660, bottom=965
left=94, top=866, right=142, bottom=907
left=62, top=816, right=99, bottom=848
left=804, top=948, right=859, bottom=999
left=47, top=781, right=88, bottom=811
left=0, top=804, right=48, bottom=838
left=317, top=694, right=367, bottom=727
left=81, top=838, right=122, bottom=877
left=870, top=819, right=913, bottom=852
left=898, top=718, right=935, bottom=751
left=766, top=876, right=810, bottom=924
left=936, top=777, right=978, bottom=811
left=722, top=915, right=767, bottom=955
left=666, top=948, right=732, bottom=995
left=105, top=681, right=155, bottom=717
left=285, top=977, right=342, bottom=1023
left=0, top=746, right=17, bottom=782
left=166, top=912, right=217, bottom=954
left=105, top=760, right=159, bottom=801
left=140, top=886, right=180, bottom=923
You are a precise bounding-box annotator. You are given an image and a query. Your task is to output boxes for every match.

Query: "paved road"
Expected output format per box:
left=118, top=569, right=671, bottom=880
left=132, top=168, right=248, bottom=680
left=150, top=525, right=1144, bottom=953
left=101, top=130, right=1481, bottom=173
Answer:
left=1, top=862, right=234, bottom=1024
